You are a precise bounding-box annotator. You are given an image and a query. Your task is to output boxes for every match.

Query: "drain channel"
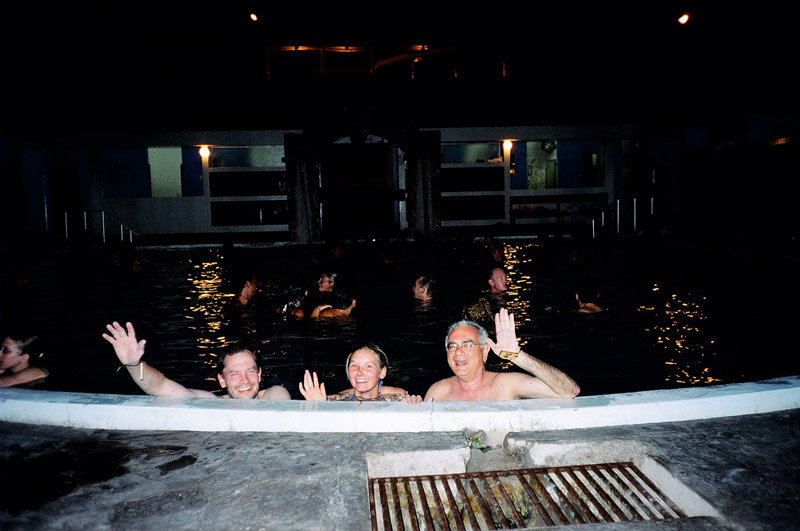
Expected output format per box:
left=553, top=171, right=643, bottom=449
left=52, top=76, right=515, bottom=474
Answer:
left=369, top=461, right=688, bottom=530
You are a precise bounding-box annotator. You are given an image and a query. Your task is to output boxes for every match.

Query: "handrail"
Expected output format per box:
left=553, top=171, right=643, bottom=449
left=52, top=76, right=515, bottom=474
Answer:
left=64, top=210, right=139, bottom=244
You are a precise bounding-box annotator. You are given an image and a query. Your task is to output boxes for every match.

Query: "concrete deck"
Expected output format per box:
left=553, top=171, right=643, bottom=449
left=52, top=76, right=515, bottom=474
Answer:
left=2, top=378, right=799, bottom=529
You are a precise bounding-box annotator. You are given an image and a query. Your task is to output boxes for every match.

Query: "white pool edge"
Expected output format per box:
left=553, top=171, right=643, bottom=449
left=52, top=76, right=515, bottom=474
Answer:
left=2, top=376, right=798, bottom=434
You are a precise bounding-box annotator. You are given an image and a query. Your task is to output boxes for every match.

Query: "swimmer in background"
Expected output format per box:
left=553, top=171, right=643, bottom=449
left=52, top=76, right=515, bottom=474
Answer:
left=424, top=308, right=580, bottom=401
left=230, top=269, right=259, bottom=308
left=487, top=267, right=509, bottom=295
left=412, top=275, right=435, bottom=303
left=103, top=321, right=290, bottom=400
left=0, top=333, right=48, bottom=388
left=575, top=276, right=604, bottom=314
left=310, top=289, right=356, bottom=319
left=277, top=283, right=308, bottom=318
left=299, top=344, right=421, bottom=404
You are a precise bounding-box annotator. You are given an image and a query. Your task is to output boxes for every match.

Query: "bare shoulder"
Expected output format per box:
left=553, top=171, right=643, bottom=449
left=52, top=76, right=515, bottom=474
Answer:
left=257, top=385, right=291, bottom=400
left=424, top=376, right=455, bottom=400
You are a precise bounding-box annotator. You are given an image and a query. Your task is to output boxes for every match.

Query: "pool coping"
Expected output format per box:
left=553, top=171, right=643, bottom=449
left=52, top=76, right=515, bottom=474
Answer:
left=3, top=376, right=798, bottom=437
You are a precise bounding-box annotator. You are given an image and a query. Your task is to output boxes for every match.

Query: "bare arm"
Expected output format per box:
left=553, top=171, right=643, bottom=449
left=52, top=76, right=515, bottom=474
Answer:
left=0, top=367, right=48, bottom=388
left=486, top=309, right=580, bottom=399
left=102, top=322, right=214, bottom=398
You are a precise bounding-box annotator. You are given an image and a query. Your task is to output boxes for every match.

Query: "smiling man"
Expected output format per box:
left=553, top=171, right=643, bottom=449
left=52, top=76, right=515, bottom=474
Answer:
left=103, top=322, right=290, bottom=400
left=423, top=309, right=580, bottom=401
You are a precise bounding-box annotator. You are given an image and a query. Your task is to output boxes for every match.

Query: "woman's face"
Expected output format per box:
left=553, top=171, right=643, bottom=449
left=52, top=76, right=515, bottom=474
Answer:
left=0, top=337, right=26, bottom=371
left=318, top=275, right=334, bottom=292
left=347, top=348, right=387, bottom=399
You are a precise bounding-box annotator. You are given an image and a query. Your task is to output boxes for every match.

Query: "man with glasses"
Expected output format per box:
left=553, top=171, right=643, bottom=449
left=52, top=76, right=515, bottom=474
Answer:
left=423, top=309, right=580, bottom=401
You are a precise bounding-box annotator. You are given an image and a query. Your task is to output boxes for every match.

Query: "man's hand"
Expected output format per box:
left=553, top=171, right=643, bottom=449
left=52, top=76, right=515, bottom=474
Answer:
left=103, top=322, right=145, bottom=365
left=299, top=370, right=327, bottom=401
left=486, top=308, right=520, bottom=356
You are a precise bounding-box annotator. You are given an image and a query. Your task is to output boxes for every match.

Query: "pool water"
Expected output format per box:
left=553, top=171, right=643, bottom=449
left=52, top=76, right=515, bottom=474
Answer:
left=2, top=235, right=798, bottom=399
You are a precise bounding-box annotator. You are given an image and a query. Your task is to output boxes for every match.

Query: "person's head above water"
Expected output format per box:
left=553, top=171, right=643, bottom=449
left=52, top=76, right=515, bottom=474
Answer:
left=1, top=334, right=39, bottom=371
left=1, top=331, right=48, bottom=387
left=344, top=344, right=389, bottom=399
left=102, top=321, right=290, bottom=400
left=318, top=272, right=337, bottom=293
left=423, top=308, right=580, bottom=401
left=488, top=267, right=508, bottom=294
left=443, top=320, right=491, bottom=379
left=412, top=275, right=435, bottom=301
left=214, top=344, right=263, bottom=399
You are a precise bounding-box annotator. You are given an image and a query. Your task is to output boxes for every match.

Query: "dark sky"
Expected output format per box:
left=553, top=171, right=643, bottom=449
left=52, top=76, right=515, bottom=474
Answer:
left=1, top=1, right=796, bottom=135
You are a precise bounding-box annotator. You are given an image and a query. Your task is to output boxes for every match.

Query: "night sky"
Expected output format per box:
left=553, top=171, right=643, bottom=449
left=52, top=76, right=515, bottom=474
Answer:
left=1, top=1, right=796, bottom=135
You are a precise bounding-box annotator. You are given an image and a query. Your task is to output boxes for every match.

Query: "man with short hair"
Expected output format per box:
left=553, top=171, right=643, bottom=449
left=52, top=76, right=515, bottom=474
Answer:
left=487, top=267, right=508, bottom=294
left=103, top=321, right=290, bottom=400
left=412, top=275, right=435, bottom=302
left=423, top=309, right=580, bottom=401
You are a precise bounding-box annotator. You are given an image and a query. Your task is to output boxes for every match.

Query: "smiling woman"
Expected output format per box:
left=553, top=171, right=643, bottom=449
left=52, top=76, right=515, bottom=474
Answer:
left=299, top=344, right=417, bottom=403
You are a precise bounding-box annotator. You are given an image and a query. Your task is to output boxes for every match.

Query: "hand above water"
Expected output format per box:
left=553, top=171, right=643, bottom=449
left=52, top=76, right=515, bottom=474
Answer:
left=103, top=321, right=145, bottom=365
left=486, top=308, right=520, bottom=356
left=299, top=370, right=327, bottom=401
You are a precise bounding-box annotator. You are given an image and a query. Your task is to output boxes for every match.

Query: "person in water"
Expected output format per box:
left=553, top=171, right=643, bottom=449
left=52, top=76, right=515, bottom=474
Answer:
left=575, top=276, right=604, bottom=314
left=277, top=282, right=308, bottom=318
left=0, top=332, right=48, bottom=388
left=103, top=321, right=290, bottom=400
left=299, top=344, right=421, bottom=404
left=487, top=267, right=509, bottom=294
left=230, top=269, right=259, bottom=307
left=423, top=308, right=580, bottom=401
left=310, top=289, right=356, bottom=319
left=412, top=275, right=435, bottom=303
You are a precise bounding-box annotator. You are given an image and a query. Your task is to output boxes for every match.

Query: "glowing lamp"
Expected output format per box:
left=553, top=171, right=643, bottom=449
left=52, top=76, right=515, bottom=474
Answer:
left=678, top=13, right=689, bottom=24
left=199, top=146, right=210, bottom=158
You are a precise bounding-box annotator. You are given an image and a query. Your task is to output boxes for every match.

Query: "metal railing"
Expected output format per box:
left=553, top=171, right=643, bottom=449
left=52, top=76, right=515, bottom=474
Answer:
left=64, top=210, right=139, bottom=244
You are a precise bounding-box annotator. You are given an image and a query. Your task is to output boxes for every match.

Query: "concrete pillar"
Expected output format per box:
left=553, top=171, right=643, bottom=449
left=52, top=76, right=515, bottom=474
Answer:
left=284, top=134, right=322, bottom=244
left=406, top=130, right=441, bottom=239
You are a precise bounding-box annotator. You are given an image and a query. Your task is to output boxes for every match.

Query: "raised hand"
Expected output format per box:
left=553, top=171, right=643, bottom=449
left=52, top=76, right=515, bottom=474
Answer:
left=486, top=308, right=520, bottom=355
left=298, top=370, right=327, bottom=401
left=102, top=321, right=145, bottom=365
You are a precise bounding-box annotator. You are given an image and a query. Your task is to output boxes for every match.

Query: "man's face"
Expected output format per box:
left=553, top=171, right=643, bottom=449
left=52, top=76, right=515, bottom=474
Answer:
left=217, top=351, right=262, bottom=399
left=446, top=325, right=489, bottom=379
left=318, top=275, right=334, bottom=292
left=488, top=269, right=508, bottom=294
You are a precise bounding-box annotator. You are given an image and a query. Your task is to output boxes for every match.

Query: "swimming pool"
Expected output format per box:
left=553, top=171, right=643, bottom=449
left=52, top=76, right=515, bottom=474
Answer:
left=2, top=235, right=798, bottom=399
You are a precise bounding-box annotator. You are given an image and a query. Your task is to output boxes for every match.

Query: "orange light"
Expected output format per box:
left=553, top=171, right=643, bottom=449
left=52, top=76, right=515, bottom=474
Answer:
left=503, top=140, right=513, bottom=151
left=678, top=13, right=689, bottom=24
left=199, top=146, right=210, bottom=158
left=250, top=13, right=258, bottom=22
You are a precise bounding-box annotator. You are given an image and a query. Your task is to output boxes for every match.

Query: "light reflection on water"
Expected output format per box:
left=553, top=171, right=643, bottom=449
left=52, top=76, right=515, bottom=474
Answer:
left=5, top=238, right=796, bottom=398
left=638, top=284, right=722, bottom=386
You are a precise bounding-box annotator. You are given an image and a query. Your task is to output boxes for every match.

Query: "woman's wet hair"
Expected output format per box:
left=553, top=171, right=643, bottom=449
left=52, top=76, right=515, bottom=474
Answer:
left=345, top=344, right=389, bottom=376
left=320, top=271, right=337, bottom=284
left=4, top=328, right=42, bottom=358
left=215, top=343, right=258, bottom=374
left=444, top=320, right=489, bottom=348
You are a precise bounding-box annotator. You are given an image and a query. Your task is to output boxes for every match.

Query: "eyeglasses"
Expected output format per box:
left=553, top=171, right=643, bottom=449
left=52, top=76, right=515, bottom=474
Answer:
left=446, top=340, right=482, bottom=353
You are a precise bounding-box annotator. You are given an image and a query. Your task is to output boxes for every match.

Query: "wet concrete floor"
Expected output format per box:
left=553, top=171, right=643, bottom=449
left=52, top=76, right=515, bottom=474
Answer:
left=1, top=409, right=798, bottom=530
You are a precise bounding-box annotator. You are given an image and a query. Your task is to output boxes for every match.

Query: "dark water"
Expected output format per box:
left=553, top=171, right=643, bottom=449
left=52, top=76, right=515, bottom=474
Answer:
left=2, top=235, right=798, bottom=399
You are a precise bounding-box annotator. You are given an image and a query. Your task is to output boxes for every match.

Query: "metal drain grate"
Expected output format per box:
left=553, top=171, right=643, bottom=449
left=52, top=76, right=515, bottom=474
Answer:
left=369, top=462, right=688, bottom=530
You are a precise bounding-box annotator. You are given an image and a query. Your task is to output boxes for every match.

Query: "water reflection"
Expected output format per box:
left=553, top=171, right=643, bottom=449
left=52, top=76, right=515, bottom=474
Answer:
left=639, top=284, right=721, bottom=386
